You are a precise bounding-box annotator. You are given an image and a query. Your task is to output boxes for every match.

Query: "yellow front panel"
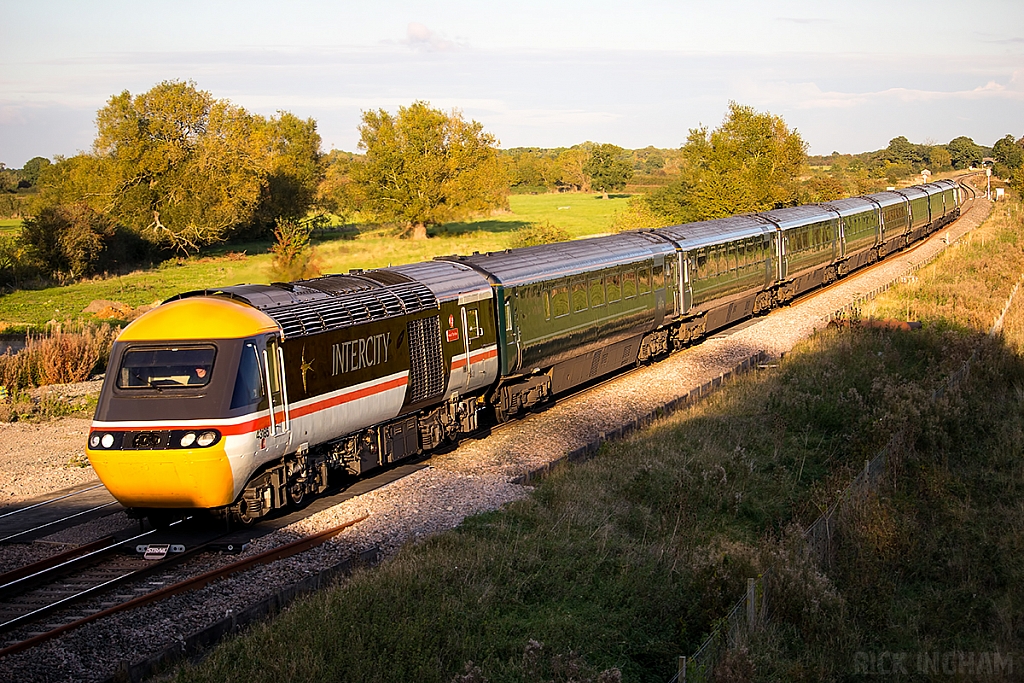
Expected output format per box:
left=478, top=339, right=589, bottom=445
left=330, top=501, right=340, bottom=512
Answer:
left=87, top=445, right=236, bottom=509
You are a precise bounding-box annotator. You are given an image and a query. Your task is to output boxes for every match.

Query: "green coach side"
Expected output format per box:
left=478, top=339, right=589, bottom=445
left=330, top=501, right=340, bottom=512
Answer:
left=447, top=233, right=676, bottom=378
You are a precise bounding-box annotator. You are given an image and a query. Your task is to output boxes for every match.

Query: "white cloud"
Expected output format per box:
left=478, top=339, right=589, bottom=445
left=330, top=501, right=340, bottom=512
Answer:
left=404, top=22, right=462, bottom=52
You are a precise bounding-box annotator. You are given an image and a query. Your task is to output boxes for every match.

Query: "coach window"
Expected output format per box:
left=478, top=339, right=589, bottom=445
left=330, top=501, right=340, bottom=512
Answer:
left=543, top=290, right=551, bottom=320
left=589, top=277, right=605, bottom=307
left=652, top=264, right=664, bottom=290
left=552, top=285, right=569, bottom=318
left=638, top=267, right=651, bottom=294
left=504, top=299, right=513, bottom=332
left=607, top=273, right=621, bottom=302
left=623, top=270, right=637, bottom=298
left=572, top=278, right=588, bottom=312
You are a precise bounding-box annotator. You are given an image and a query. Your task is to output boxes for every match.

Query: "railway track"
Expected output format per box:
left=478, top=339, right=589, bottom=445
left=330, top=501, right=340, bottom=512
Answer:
left=0, top=515, right=366, bottom=658
left=0, top=481, right=122, bottom=544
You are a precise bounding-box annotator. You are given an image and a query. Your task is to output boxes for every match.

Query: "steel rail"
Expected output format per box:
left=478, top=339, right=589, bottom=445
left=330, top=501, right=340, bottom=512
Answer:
left=0, top=515, right=367, bottom=659
left=0, top=536, right=114, bottom=587
left=0, top=484, right=105, bottom=520
left=0, top=526, right=162, bottom=598
left=0, top=501, right=120, bottom=544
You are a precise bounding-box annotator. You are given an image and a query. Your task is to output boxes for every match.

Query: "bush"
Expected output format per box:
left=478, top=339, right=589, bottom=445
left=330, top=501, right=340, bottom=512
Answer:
left=268, top=217, right=320, bottom=282
left=510, top=221, right=571, bottom=247
left=610, top=195, right=672, bottom=232
left=21, top=202, right=115, bottom=279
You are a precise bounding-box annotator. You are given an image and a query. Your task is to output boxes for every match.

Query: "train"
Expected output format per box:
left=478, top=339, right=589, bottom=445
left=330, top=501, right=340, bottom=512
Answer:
left=86, top=179, right=962, bottom=525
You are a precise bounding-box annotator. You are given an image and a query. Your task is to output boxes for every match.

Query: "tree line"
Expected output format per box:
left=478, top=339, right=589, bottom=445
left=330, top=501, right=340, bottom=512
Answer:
left=2, top=79, right=1021, bottom=287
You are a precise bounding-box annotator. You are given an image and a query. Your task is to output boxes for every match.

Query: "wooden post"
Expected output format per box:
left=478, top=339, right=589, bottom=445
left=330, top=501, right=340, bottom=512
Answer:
left=678, top=655, right=687, bottom=683
left=747, top=578, right=756, bottom=630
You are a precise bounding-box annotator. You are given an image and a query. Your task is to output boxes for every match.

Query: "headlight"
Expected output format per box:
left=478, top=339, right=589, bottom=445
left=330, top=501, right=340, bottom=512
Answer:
left=180, top=432, right=196, bottom=448
left=89, top=434, right=101, bottom=448
left=197, top=430, right=218, bottom=447
left=100, top=433, right=114, bottom=448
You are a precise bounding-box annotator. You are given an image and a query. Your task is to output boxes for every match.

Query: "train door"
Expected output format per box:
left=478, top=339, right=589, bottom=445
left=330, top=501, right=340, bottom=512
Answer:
left=501, top=291, right=521, bottom=373
left=459, top=304, right=481, bottom=390
left=261, top=335, right=291, bottom=457
left=837, top=216, right=847, bottom=260
left=779, top=233, right=789, bottom=280
left=679, top=252, right=691, bottom=315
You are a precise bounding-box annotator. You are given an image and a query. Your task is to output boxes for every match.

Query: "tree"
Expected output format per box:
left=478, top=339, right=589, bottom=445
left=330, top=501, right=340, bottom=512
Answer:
left=555, top=147, right=591, bottom=192
left=268, top=218, right=320, bottom=282
left=885, top=136, right=921, bottom=166
left=992, top=134, right=1023, bottom=178
left=93, top=81, right=271, bottom=251
left=583, top=143, right=633, bottom=198
left=928, top=146, right=952, bottom=171
left=31, top=81, right=323, bottom=255
left=646, top=102, right=806, bottom=222
left=255, top=112, right=324, bottom=227
left=351, top=101, right=508, bottom=238
left=21, top=203, right=115, bottom=279
left=21, top=157, right=51, bottom=186
left=946, top=136, right=984, bottom=170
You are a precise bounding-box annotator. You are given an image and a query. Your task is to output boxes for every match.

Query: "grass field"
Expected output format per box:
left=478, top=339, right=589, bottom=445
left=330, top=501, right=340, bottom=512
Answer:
left=0, top=193, right=631, bottom=329
left=0, top=218, right=23, bottom=234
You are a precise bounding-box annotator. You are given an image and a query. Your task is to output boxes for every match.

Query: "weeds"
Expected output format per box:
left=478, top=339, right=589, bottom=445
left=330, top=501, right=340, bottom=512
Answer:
left=0, top=322, right=113, bottom=421
left=0, top=322, right=116, bottom=394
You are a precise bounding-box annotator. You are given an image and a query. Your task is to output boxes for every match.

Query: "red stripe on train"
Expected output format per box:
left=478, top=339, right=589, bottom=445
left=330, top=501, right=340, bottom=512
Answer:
left=92, top=375, right=409, bottom=437
left=451, top=347, right=498, bottom=370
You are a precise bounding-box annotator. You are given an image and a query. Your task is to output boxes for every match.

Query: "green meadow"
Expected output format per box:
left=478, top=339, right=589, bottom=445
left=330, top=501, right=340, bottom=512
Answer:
left=0, top=193, right=632, bottom=329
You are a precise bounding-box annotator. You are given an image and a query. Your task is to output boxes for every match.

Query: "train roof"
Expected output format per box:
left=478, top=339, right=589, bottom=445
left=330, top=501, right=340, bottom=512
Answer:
left=649, top=215, right=774, bottom=251
left=443, top=232, right=675, bottom=287
left=169, top=271, right=437, bottom=339
left=895, top=186, right=929, bottom=200
left=820, top=197, right=877, bottom=217
left=759, top=204, right=837, bottom=230
left=862, top=191, right=906, bottom=208
left=388, top=260, right=493, bottom=303
left=920, top=180, right=955, bottom=195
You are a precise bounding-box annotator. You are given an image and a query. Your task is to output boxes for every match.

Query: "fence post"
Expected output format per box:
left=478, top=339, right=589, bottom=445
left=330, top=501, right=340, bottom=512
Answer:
left=747, top=578, right=756, bottom=631
left=678, top=655, right=687, bottom=683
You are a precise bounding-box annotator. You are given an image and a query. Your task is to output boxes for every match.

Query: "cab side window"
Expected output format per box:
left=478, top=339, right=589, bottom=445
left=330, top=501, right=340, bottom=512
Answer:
left=231, top=341, right=264, bottom=409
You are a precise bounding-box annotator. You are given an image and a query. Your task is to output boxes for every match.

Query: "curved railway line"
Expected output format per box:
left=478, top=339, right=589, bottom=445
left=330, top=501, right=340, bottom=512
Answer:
left=0, top=174, right=987, bottom=681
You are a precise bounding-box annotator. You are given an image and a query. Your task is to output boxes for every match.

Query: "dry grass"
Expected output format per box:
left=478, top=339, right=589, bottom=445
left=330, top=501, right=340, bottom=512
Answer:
left=0, top=322, right=116, bottom=421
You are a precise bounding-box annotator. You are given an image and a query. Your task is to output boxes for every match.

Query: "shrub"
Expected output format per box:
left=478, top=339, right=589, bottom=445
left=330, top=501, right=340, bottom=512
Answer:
left=268, top=217, right=320, bottom=282
left=510, top=221, right=571, bottom=247
left=21, top=202, right=115, bottom=279
left=610, top=195, right=672, bottom=232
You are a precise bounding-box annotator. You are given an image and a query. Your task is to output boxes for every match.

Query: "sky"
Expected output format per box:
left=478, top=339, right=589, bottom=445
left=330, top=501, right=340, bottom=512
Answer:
left=1, top=0, right=1022, bottom=168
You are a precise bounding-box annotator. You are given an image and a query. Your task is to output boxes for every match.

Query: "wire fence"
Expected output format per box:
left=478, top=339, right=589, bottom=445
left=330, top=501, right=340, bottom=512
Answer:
left=672, top=206, right=1010, bottom=683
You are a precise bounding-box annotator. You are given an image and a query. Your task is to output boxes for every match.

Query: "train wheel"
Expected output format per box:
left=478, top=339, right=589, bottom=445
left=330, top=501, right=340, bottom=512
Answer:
left=287, top=480, right=308, bottom=509
left=231, top=500, right=259, bottom=527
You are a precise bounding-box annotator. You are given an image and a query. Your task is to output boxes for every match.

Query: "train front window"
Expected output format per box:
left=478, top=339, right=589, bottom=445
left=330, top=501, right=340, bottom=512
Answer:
left=118, top=346, right=216, bottom=389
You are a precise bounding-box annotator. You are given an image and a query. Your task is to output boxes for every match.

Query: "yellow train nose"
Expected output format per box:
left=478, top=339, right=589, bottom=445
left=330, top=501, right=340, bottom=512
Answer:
left=86, top=444, right=236, bottom=509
